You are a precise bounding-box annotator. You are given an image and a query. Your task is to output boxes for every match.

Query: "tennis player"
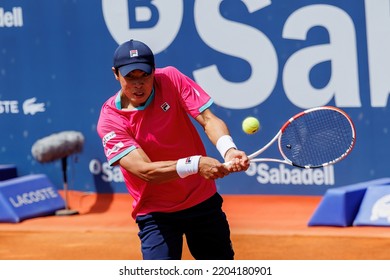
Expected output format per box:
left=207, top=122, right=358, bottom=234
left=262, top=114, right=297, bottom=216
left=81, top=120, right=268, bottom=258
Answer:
left=97, top=39, right=249, bottom=260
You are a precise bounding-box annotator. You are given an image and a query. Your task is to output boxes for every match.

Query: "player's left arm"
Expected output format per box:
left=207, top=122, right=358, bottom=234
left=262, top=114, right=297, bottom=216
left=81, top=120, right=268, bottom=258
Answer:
left=195, top=109, right=249, bottom=171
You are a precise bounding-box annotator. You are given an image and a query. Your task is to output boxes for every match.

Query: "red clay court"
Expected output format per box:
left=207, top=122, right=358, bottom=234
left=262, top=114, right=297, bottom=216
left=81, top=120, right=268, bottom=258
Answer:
left=1, top=192, right=389, bottom=260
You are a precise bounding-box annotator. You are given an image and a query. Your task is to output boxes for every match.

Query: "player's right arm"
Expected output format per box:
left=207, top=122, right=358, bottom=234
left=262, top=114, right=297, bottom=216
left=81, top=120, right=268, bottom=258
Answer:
left=118, top=148, right=229, bottom=183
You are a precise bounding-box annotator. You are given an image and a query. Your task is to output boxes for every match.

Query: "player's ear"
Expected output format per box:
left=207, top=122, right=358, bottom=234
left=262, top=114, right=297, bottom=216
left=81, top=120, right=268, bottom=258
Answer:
left=112, top=67, right=120, bottom=80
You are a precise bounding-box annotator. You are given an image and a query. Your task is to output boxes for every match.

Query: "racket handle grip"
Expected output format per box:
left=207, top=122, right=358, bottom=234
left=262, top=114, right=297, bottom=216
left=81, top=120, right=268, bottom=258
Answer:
left=224, top=156, right=255, bottom=166
left=223, top=161, right=232, bottom=167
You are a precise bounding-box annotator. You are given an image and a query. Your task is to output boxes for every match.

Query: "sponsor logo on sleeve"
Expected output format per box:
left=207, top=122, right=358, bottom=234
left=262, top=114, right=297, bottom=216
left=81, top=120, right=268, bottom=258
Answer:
left=103, top=131, right=116, bottom=147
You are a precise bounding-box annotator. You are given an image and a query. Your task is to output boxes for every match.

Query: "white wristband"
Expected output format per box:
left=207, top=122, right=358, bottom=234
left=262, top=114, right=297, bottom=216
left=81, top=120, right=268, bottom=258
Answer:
left=176, top=156, right=201, bottom=178
left=216, top=135, right=237, bottom=159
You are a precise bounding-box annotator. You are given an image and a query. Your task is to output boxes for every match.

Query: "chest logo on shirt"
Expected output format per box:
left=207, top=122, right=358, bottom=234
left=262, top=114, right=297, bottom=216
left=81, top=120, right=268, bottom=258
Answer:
left=161, top=102, right=170, bottom=112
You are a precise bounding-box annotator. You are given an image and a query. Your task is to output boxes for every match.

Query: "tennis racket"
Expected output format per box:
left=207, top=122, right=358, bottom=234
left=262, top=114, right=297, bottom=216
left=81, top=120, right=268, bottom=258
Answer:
left=235, top=106, right=356, bottom=169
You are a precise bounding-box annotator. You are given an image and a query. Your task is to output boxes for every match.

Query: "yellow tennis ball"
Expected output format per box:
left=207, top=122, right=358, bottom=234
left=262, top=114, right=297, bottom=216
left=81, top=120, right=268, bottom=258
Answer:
left=242, top=116, right=260, bottom=134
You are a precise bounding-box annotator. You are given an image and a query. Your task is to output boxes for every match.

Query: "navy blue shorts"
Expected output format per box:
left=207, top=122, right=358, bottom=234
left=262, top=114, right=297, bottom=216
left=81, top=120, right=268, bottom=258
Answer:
left=135, top=192, right=234, bottom=260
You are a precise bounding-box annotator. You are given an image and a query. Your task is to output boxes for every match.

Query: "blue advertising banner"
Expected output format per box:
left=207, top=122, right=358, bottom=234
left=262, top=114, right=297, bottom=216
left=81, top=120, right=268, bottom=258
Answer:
left=0, top=0, right=389, bottom=195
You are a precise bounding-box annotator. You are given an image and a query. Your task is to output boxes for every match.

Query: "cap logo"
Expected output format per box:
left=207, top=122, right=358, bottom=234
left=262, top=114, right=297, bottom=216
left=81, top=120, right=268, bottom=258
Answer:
left=129, top=49, right=138, bottom=58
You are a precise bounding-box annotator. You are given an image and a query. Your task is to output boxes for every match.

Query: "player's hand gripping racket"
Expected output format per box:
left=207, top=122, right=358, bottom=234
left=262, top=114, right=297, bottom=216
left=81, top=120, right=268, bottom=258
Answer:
left=231, top=106, right=356, bottom=169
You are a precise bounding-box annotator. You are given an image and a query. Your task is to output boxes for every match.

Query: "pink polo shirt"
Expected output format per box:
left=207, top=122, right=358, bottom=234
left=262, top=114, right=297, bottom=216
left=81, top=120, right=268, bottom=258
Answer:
left=97, top=66, right=217, bottom=219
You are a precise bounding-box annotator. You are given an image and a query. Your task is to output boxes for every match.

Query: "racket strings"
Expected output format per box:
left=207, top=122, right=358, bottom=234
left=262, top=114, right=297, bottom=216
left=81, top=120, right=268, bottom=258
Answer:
left=280, top=109, right=354, bottom=168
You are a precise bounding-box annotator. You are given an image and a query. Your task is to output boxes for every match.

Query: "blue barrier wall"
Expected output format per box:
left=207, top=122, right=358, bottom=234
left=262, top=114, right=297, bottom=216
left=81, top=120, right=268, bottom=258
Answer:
left=0, top=0, right=388, bottom=195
